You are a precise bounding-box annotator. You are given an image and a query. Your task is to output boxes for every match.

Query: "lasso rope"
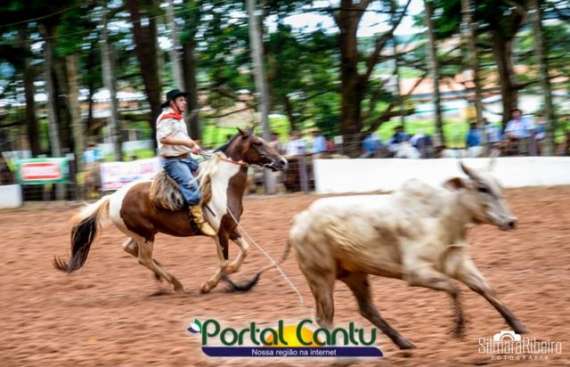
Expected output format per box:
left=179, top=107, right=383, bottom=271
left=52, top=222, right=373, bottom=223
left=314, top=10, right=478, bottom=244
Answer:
left=226, top=207, right=308, bottom=310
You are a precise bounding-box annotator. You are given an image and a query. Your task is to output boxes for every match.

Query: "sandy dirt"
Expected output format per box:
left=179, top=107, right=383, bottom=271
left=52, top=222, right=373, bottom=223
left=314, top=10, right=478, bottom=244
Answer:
left=1, top=187, right=569, bottom=366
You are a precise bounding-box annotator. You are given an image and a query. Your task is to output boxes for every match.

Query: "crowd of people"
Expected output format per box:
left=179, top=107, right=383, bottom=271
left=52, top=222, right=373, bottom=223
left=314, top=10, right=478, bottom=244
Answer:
left=275, top=108, right=566, bottom=159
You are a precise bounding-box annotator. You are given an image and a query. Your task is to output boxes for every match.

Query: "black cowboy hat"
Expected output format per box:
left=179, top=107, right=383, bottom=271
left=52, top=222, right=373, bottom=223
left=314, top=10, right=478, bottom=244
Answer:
left=161, top=89, right=188, bottom=108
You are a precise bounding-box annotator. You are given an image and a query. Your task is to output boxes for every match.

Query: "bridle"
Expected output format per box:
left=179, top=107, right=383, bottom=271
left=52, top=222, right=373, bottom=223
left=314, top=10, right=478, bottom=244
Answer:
left=198, top=151, right=248, bottom=167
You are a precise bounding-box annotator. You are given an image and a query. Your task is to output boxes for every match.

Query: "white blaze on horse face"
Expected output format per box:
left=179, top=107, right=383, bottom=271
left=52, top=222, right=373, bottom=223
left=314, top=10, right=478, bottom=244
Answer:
left=204, top=161, right=242, bottom=230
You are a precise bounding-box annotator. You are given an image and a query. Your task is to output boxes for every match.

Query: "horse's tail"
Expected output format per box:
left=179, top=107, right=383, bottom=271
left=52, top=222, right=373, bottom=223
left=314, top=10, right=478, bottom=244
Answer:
left=53, top=196, right=111, bottom=273
left=222, top=238, right=293, bottom=292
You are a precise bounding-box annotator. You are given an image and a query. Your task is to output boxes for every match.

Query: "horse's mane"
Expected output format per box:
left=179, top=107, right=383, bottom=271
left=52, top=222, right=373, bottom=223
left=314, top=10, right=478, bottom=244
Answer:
left=214, top=133, right=239, bottom=154
left=149, top=152, right=224, bottom=211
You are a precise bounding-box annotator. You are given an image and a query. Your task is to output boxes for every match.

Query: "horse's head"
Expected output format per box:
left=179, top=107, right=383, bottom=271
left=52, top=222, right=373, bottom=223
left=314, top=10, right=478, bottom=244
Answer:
left=223, top=128, right=288, bottom=171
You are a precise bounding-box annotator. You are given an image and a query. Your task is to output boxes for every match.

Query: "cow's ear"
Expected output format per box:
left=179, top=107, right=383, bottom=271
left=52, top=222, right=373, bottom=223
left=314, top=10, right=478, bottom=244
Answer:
left=444, top=177, right=467, bottom=191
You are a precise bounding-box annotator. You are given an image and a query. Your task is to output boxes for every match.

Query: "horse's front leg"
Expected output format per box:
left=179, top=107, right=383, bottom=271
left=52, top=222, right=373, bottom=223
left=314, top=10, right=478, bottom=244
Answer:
left=222, top=236, right=249, bottom=274
left=200, top=234, right=229, bottom=294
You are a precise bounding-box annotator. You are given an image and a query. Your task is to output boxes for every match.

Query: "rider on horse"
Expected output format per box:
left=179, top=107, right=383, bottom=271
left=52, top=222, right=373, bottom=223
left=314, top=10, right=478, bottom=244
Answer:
left=156, top=89, right=216, bottom=237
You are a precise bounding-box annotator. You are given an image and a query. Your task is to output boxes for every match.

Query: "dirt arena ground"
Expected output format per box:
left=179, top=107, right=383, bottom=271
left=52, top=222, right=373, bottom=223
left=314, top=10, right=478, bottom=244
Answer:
left=1, top=186, right=569, bottom=366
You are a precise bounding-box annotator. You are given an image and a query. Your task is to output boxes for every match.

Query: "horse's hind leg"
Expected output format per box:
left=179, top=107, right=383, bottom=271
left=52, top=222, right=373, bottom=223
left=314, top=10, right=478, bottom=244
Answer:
left=122, top=238, right=162, bottom=282
left=134, top=239, right=184, bottom=293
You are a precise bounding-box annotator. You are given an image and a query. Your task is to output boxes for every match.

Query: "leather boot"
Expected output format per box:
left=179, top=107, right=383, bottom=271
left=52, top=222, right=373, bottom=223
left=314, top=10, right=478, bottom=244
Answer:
left=189, top=205, right=217, bottom=237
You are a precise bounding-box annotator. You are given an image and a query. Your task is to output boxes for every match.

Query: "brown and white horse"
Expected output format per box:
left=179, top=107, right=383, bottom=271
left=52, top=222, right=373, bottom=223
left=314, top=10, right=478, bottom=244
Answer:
left=54, top=128, right=287, bottom=293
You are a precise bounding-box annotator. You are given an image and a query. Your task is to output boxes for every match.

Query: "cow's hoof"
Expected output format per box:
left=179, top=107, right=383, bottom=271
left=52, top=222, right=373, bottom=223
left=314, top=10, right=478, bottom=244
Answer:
left=511, top=320, right=528, bottom=335
left=396, top=337, right=416, bottom=350
left=453, top=322, right=466, bottom=339
left=173, top=284, right=185, bottom=294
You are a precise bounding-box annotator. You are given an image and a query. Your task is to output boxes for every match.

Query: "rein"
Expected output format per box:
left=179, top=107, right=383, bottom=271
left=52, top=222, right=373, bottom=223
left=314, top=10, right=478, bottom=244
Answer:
left=197, top=152, right=248, bottom=167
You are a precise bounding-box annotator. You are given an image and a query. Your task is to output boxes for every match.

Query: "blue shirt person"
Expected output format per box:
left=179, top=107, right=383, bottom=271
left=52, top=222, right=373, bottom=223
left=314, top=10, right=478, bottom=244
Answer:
left=505, top=109, right=535, bottom=139
left=362, top=133, right=382, bottom=157
left=466, top=123, right=482, bottom=148
left=311, top=132, right=327, bottom=154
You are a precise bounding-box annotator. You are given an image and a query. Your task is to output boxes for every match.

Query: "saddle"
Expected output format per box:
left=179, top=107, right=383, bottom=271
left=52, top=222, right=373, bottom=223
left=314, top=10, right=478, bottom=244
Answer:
left=149, top=166, right=213, bottom=212
left=149, top=171, right=186, bottom=211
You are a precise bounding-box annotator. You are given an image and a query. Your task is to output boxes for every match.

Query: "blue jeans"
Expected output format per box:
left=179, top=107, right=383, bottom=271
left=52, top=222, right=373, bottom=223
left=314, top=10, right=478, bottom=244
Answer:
left=162, top=157, right=201, bottom=205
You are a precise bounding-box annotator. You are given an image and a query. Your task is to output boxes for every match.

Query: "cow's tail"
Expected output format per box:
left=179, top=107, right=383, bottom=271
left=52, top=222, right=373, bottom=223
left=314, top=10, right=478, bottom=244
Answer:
left=222, top=238, right=293, bottom=292
left=53, top=196, right=111, bottom=273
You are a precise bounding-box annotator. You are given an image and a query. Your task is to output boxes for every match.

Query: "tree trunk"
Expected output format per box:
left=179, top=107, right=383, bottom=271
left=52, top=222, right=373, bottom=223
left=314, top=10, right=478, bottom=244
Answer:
left=246, top=0, right=274, bottom=193
left=461, top=0, right=485, bottom=142
left=391, top=1, right=405, bottom=130
left=40, top=23, right=64, bottom=200
left=182, top=40, right=200, bottom=140
left=86, top=42, right=97, bottom=136
left=101, top=7, right=123, bottom=161
left=66, top=53, right=85, bottom=170
left=18, top=29, right=40, bottom=156
left=283, top=95, right=298, bottom=131
left=530, top=0, right=556, bottom=155
left=126, top=0, right=162, bottom=148
left=424, top=0, right=445, bottom=146
left=53, top=56, right=73, bottom=153
left=492, top=33, right=518, bottom=127
left=40, top=24, right=62, bottom=157
left=166, top=0, right=183, bottom=89
left=338, top=0, right=364, bottom=156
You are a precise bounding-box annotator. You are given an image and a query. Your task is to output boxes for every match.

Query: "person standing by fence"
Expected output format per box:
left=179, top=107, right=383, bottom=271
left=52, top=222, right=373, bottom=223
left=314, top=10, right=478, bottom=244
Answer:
left=505, top=108, right=536, bottom=155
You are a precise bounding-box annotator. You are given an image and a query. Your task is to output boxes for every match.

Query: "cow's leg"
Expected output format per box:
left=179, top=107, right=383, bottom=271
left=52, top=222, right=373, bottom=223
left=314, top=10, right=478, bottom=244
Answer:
left=404, top=261, right=465, bottom=337
left=302, top=270, right=335, bottom=329
left=340, top=272, right=415, bottom=349
left=455, top=258, right=527, bottom=334
left=200, top=235, right=229, bottom=293
left=136, top=239, right=184, bottom=293
left=222, top=236, right=250, bottom=274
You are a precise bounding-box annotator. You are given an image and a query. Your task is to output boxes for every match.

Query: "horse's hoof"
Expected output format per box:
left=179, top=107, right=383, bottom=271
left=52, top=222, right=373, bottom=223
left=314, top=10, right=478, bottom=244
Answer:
left=200, top=282, right=213, bottom=294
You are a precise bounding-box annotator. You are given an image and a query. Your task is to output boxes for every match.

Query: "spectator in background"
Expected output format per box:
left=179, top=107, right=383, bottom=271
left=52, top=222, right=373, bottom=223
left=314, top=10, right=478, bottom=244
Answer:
left=83, top=142, right=102, bottom=165
left=285, top=130, right=306, bottom=157
left=361, top=132, right=382, bottom=158
left=484, top=118, right=502, bottom=150
left=395, top=139, right=421, bottom=159
left=326, top=137, right=336, bottom=153
left=465, top=122, right=484, bottom=157
left=388, top=125, right=409, bottom=154
left=311, top=129, right=327, bottom=155
left=268, top=131, right=283, bottom=155
left=505, top=108, right=535, bottom=155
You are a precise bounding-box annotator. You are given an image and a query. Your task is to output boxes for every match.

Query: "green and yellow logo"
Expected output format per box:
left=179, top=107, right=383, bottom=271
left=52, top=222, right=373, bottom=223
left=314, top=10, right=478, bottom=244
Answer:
left=186, top=318, right=383, bottom=358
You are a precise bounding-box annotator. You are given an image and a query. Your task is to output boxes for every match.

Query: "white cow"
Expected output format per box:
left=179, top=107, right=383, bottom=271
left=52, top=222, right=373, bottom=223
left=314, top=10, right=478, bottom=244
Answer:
left=286, top=161, right=527, bottom=349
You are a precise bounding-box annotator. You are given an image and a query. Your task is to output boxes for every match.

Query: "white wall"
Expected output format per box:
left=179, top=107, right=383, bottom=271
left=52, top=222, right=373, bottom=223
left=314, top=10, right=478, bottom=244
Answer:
left=314, top=157, right=570, bottom=194
left=0, top=184, right=23, bottom=209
